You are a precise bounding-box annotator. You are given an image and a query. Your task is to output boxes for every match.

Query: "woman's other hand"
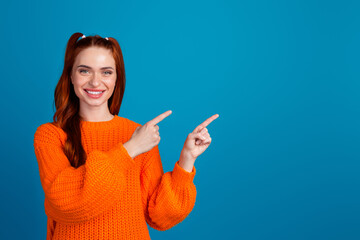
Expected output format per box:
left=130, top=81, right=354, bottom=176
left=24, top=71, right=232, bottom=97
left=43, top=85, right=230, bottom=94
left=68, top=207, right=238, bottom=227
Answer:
left=179, top=114, right=219, bottom=172
left=124, top=110, right=172, bottom=158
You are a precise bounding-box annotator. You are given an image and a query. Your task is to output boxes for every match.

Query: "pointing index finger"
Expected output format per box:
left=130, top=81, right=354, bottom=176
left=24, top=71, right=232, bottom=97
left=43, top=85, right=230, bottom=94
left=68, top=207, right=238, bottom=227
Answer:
left=147, top=110, right=173, bottom=126
left=194, top=114, right=219, bottom=133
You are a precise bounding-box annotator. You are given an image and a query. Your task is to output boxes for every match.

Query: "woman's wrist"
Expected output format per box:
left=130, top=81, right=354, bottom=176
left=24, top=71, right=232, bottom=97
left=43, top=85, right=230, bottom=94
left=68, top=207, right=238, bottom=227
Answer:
left=178, top=150, right=196, bottom=172
left=123, top=141, right=137, bottom=159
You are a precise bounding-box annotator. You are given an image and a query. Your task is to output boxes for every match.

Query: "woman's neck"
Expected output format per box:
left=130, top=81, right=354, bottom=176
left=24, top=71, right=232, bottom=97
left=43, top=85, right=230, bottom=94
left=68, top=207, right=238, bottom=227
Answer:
left=79, top=109, right=114, bottom=122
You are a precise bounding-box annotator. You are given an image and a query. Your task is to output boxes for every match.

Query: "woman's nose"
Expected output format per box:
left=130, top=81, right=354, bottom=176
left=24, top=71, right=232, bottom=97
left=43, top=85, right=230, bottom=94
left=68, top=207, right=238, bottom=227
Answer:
left=89, top=73, right=101, bottom=87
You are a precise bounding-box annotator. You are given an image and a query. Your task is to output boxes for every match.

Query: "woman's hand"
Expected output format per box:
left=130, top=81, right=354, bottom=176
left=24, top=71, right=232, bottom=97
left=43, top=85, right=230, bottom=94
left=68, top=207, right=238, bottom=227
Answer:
left=123, top=110, right=172, bottom=158
left=179, top=114, right=219, bottom=172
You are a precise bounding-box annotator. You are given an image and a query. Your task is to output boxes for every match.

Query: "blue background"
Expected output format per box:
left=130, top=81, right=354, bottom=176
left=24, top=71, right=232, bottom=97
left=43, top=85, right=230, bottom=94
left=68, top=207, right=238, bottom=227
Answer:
left=0, top=0, right=359, bottom=239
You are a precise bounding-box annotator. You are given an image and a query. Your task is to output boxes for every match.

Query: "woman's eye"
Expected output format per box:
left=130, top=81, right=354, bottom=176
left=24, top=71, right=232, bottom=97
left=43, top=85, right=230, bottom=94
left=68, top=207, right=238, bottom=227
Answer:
left=79, top=69, right=89, bottom=74
left=104, top=71, right=112, bottom=75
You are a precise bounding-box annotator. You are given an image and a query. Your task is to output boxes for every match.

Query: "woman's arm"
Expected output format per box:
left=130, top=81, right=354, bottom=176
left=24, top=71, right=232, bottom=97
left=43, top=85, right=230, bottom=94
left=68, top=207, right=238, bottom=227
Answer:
left=140, top=113, right=219, bottom=230
left=140, top=145, right=197, bottom=231
left=34, top=123, right=135, bottom=224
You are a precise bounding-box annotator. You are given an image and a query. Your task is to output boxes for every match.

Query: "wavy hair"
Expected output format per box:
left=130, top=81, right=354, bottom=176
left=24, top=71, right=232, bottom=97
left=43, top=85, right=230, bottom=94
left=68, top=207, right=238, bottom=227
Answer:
left=52, top=32, right=126, bottom=168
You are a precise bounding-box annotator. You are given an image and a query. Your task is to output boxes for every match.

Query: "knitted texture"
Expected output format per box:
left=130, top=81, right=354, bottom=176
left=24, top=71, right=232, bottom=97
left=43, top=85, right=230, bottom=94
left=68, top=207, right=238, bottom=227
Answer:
left=33, top=115, right=197, bottom=240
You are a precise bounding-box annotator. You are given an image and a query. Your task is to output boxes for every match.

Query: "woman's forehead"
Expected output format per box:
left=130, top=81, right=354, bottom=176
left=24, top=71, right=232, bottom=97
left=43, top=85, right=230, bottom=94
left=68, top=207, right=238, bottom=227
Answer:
left=75, top=47, right=115, bottom=68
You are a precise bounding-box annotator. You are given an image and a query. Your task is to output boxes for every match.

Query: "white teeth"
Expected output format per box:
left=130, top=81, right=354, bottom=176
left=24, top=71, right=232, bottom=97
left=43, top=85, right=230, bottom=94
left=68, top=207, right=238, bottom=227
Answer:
left=86, top=90, right=103, bottom=94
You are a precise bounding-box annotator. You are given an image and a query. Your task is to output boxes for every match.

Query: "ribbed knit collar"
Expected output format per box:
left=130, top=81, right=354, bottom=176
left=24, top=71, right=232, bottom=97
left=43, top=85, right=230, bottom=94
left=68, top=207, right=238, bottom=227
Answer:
left=80, top=114, right=120, bottom=130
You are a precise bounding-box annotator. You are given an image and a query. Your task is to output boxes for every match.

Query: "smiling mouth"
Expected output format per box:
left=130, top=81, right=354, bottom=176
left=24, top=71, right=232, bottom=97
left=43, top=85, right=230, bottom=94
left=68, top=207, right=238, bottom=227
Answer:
left=84, top=89, right=105, bottom=94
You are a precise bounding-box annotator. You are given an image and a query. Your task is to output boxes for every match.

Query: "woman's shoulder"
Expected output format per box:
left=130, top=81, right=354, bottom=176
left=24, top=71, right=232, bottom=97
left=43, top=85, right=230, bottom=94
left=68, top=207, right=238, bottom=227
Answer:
left=117, top=116, right=142, bottom=128
left=116, top=116, right=143, bottom=140
left=33, top=122, right=67, bottom=147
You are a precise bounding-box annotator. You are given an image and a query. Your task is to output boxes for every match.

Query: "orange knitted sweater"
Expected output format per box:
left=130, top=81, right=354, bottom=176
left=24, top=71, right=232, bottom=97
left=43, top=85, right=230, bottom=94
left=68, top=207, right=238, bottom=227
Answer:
left=33, top=115, right=197, bottom=240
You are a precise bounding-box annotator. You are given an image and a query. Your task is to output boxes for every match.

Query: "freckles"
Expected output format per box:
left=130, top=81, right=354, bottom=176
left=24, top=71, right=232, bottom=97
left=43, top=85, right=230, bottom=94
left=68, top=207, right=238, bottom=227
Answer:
left=109, top=78, right=117, bottom=86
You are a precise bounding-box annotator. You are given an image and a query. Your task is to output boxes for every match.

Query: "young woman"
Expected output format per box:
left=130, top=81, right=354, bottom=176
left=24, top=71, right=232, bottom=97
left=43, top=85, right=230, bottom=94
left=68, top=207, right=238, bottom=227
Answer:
left=33, top=32, right=219, bottom=240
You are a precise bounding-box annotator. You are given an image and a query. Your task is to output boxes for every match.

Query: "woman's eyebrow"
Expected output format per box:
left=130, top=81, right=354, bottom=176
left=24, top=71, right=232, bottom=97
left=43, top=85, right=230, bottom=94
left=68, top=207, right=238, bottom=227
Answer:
left=77, top=65, right=114, bottom=70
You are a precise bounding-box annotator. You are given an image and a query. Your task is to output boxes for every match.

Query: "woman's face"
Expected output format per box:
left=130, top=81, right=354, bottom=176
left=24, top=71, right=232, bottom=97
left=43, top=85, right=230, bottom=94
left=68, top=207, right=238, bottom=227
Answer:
left=70, top=46, right=117, bottom=112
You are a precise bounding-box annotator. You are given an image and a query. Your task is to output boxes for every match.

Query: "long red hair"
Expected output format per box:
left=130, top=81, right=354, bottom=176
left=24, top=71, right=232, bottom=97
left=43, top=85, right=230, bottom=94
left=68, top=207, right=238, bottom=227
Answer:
left=52, top=32, right=126, bottom=168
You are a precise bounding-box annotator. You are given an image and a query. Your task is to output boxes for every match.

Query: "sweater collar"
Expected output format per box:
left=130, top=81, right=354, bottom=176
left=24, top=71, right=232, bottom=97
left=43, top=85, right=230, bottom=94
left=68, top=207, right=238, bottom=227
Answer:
left=80, top=115, right=119, bottom=130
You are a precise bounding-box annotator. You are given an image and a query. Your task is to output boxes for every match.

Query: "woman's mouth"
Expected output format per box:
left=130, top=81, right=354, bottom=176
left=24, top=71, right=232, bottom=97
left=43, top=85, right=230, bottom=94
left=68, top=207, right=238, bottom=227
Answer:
left=84, top=89, right=105, bottom=98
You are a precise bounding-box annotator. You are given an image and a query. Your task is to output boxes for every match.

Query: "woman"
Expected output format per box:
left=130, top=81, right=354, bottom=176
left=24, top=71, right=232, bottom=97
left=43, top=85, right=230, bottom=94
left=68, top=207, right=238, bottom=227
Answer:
left=33, top=32, right=219, bottom=240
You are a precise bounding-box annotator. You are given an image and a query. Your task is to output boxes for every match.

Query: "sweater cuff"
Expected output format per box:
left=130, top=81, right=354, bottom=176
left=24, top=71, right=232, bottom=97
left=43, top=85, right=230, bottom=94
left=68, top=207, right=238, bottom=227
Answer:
left=172, top=161, right=196, bottom=186
left=107, top=142, right=135, bottom=171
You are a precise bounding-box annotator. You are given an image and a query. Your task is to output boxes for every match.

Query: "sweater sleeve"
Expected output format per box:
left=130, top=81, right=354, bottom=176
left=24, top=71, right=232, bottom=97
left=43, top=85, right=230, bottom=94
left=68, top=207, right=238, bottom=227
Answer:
left=140, top=145, right=197, bottom=231
left=33, top=123, right=135, bottom=224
